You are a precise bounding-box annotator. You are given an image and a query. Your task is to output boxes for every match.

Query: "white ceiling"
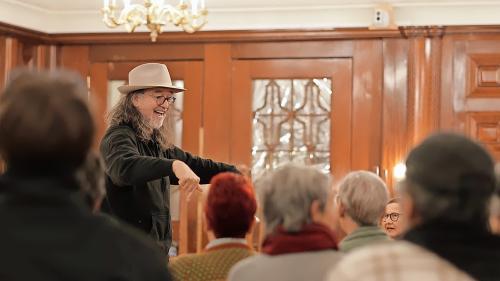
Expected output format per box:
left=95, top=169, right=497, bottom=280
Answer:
left=11, top=0, right=500, bottom=10
left=1, top=0, right=500, bottom=33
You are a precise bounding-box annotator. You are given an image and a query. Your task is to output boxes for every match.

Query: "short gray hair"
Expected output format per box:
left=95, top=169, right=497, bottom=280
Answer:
left=337, top=171, right=388, bottom=226
left=256, top=164, right=332, bottom=234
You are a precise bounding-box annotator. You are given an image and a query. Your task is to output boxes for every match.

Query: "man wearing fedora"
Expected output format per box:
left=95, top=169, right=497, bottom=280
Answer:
left=101, top=63, right=239, bottom=256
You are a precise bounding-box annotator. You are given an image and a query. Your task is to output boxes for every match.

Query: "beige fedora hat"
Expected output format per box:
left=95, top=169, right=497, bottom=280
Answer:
left=118, top=63, right=186, bottom=94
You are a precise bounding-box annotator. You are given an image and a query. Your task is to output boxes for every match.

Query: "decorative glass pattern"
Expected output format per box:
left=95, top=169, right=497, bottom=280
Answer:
left=107, top=80, right=185, bottom=147
left=252, top=78, right=332, bottom=179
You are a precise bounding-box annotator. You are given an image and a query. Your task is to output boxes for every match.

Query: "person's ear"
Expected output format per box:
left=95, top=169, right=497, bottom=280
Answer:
left=310, top=200, right=322, bottom=223
left=337, top=201, right=346, bottom=218
left=131, top=94, right=141, bottom=107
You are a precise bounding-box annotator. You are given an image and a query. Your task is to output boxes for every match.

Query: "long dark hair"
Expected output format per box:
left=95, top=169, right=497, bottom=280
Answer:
left=108, top=90, right=173, bottom=150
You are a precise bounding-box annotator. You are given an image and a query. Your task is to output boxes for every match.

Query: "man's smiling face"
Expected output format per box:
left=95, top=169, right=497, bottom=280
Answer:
left=132, top=87, right=175, bottom=129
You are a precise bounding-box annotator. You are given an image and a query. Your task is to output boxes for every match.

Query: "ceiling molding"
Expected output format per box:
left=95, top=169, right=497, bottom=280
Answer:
left=1, top=0, right=500, bottom=34
left=0, top=21, right=50, bottom=42
left=3, top=20, right=500, bottom=46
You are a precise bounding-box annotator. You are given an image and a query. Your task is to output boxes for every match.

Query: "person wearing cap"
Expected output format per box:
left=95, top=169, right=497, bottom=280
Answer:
left=326, top=133, right=500, bottom=281
left=101, top=63, right=239, bottom=256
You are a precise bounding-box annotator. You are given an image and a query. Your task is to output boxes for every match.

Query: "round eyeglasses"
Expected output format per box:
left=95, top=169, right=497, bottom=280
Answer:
left=149, top=94, right=176, bottom=106
left=383, top=212, right=401, bottom=222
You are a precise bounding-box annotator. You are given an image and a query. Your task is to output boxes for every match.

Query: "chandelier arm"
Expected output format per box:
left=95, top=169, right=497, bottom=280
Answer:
left=101, top=0, right=208, bottom=41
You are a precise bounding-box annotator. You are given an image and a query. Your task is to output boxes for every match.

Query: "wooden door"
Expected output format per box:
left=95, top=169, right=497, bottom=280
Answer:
left=230, top=58, right=354, bottom=180
left=442, top=36, right=500, bottom=161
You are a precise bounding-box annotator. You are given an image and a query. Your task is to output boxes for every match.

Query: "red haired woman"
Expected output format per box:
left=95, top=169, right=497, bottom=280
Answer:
left=169, top=172, right=257, bottom=281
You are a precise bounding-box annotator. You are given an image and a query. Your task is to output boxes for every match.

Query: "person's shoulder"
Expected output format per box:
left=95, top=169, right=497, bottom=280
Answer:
left=101, top=124, right=137, bottom=146
left=105, top=123, right=136, bottom=137
left=168, top=253, right=198, bottom=279
left=92, top=215, right=165, bottom=262
left=169, top=253, right=198, bottom=267
left=327, top=241, right=474, bottom=281
left=227, top=254, right=264, bottom=281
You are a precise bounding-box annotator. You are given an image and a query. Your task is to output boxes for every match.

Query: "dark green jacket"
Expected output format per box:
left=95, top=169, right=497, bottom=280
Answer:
left=339, top=226, right=390, bottom=252
left=100, top=124, right=238, bottom=252
left=0, top=175, right=171, bottom=281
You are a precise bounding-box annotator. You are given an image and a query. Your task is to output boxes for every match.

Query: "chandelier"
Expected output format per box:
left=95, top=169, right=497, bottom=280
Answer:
left=102, top=0, right=208, bottom=42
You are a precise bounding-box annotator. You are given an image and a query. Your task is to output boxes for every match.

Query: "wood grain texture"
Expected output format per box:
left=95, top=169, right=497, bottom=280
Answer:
left=382, top=38, right=409, bottom=193
left=468, top=54, right=500, bottom=97
left=232, top=41, right=353, bottom=59
left=89, top=63, right=108, bottom=149
left=407, top=36, right=442, bottom=146
left=351, top=40, right=383, bottom=173
left=59, top=45, right=90, bottom=79
left=90, top=43, right=204, bottom=62
left=203, top=44, right=232, bottom=162
left=466, top=112, right=500, bottom=160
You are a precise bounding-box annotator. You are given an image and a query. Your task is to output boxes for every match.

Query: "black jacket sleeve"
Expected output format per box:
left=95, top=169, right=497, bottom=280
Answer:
left=165, top=146, right=239, bottom=185
left=100, top=126, right=175, bottom=186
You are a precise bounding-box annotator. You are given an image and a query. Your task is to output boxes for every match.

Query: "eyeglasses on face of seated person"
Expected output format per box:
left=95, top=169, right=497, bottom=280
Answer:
left=383, top=212, right=402, bottom=222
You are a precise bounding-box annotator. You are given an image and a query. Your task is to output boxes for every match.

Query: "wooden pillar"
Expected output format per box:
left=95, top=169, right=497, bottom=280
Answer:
left=0, top=36, right=21, bottom=90
left=89, top=63, right=108, bottom=148
left=405, top=27, right=444, bottom=147
left=34, top=44, right=51, bottom=70
left=0, top=36, right=21, bottom=173
left=202, top=44, right=232, bottom=162
left=381, top=38, right=409, bottom=193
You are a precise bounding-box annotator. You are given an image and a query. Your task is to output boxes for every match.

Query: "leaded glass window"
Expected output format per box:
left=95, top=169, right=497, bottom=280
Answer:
left=252, top=78, right=332, bottom=178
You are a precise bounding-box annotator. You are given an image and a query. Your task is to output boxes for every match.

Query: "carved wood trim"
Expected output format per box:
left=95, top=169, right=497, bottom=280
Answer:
left=468, top=54, right=500, bottom=98
left=3, top=20, right=500, bottom=45
left=400, top=26, right=445, bottom=38
left=466, top=112, right=500, bottom=160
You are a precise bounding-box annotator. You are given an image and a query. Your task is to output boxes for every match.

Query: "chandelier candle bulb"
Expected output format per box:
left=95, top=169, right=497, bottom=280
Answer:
left=191, top=0, right=199, bottom=13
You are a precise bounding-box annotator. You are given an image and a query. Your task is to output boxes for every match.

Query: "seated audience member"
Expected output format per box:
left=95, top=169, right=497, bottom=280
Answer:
left=382, top=198, right=405, bottom=239
left=490, top=163, right=500, bottom=235
left=76, top=152, right=106, bottom=213
left=169, top=172, right=257, bottom=281
left=336, top=171, right=390, bottom=252
left=490, top=190, right=500, bottom=235
left=0, top=69, right=171, bottom=281
left=228, top=164, right=342, bottom=281
left=327, top=133, right=500, bottom=281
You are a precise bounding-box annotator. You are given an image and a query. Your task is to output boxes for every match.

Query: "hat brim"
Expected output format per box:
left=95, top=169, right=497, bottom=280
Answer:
left=118, top=85, right=186, bottom=94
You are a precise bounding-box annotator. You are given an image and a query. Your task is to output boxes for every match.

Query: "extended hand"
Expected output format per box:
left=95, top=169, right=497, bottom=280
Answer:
left=172, top=160, right=201, bottom=199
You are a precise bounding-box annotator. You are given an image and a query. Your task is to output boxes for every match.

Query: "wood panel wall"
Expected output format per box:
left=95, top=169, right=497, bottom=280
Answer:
left=1, top=25, right=499, bottom=171
left=2, top=23, right=500, bottom=243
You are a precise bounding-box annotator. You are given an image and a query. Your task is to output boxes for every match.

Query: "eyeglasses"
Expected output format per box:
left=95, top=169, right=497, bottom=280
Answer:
left=148, top=94, right=176, bottom=106
left=383, top=212, right=402, bottom=222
